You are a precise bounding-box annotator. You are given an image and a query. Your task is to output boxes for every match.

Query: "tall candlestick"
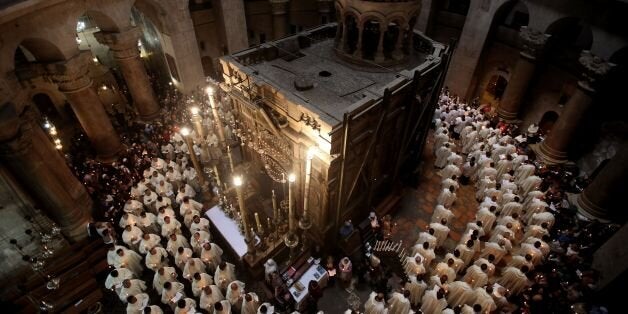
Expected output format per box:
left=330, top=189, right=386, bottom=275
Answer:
left=255, top=212, right=263, bottom=233
left=272, top=190, right=278, bottom=220
left=227, top=145, right=235, bottom=174
left=234, top=176, right=255, bottom=258
left=288, top=173, right=296, bottom=233
left=303, top=148, right=314, bottom=219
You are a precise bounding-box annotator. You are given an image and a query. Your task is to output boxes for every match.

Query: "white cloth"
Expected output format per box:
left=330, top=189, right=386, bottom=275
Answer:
left=387, top=292, right=411, bottom=314
left=364, top=292, right=387, bottom=314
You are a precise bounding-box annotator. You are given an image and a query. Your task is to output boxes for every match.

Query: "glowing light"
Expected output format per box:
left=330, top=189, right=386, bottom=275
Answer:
left=54, top=139, right=61, bottom=145
left=92, top=57, right=98, bottom=63
left=55, top=144, right=63, bottom=150
left=43, top=121, right=50, bottom=129
left=101, top=85, right=108, bottom=90
left=76, top=37, right=82, bottom=44
left=137, top=40, right=142, bottom=47
left=306, top=147, right=316, bottom=160
left=233, top=176, right=242, bottom=187
left=288, top=173, right=296, bottom=182
left=168, top=82, right=173, bottom=86
left=180, top=127, right=190, bottom=136
left=190, top=106, right=200, bottom=115
left=76, top=21, right=86, bottom=32
left=49, top=127, right=57, bottom=135
left=205, top=86, right=214, bottom=95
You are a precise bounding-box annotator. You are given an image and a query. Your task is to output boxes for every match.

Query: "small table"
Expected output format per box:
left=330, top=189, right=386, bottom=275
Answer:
left=205, top=205, right=259, bottom=259
left=288, top=263, right=329, bottom=309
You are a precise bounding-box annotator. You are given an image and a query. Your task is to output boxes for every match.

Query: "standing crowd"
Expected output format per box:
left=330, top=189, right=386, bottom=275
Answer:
left=362, top=90, right=614, bottom=314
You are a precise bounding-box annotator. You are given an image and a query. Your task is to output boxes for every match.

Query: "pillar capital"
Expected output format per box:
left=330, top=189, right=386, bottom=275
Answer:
left=45, top=52, right=93, bottom=93
left=578, top=50, right=615, bottom=93
left=270, top=0, right=290, bottom=15
left=519, top=26, right=550, bottom=60
left=94, top=27, right=142, bottom=60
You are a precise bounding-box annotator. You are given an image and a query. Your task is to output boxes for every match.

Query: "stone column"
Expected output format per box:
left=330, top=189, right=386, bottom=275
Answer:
left=535, top=51, right=614, bottom=164
left=497, top=27, right=550, bottom=121
left=339, top=19, right=349, bottom=51
left=0, top=105, right=92, bottom=241
left=576, top=144, right=628, bottom=222
left=46, top=52, right=123, bottom=162
left=95, top=27, right=160, bottom=121
left=392, top=25, right=408, bottom=61
left=270, top=0, right=290, bottom=40
left=374, top=25, right=386, bottom=63
left=353, top=25, right=364, bottom=58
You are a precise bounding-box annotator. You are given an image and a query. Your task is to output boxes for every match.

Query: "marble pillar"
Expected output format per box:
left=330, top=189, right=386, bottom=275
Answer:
left=498, top=27, right=550, bottom=121
left=95, top=27, right=160, bottom=121
left=270, top=0, right=290, bottom=40
left=535, top=51, right=614, bottom=164
left=0, top=105, right=92, bottom=241
left=46, top=52, right=123, bottom=162
left=577, top=144, right=628, bottom=222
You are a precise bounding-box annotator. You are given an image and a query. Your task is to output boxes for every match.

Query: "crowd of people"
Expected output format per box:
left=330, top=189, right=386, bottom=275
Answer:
left=61, top=78, right=618, bottom=314
left=360, top=90, right=615, bottom=314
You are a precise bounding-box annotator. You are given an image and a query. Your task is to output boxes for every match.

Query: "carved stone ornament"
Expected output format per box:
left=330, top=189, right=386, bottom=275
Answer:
left=578, top=50, right=616, bottom=91
left=45, top=52, right=93, bottom=93
left=299, top=112, right=321, bottom=131
left=519, top=26, right=551, bottom=60
left=94, top=27, right=142, bottom=60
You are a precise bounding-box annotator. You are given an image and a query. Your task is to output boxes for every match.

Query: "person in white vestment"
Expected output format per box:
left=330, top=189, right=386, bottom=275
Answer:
left=430, top=221, right=450, bottom=247
left=435, top=144, right=452, bottom=168
left=161, top=281, right=186, bottom=309
left=191, top=230, right=211, bottom=255
left=404, top=254, right=426, bottom=276
left=139, top=233, right=161, bottom=255
left=528, top=212, right=555, bottom=230
left=191, top=215, right=210, bottom=233
left=226, top=280, right=246, bottom=311
left=416, top=229, right=437, bottom=250
left=124, top=199, right=144, bottom=215
left=420, top=288, right=447, bottom=314
left=241, top=293, right=260, bottom=314
left=462, top=264, right=489, bottom=288
left=473, top=287, right=497, bottom=313
left=437, top=186, right=457, bottom=208
left=192, top=273, right=214, bottom=298
left=444, top=250, right=465, bottom=274
left=481, top=241, right=507, bottom=264
left=119, top=213, right=139, bottom=229
left=446, top=281, right=474, bottom=308
left=501, top=199, right=523, bottom=217
left=434, top=259, right=456, bottom=283
left=175, top=247, right=193, bottom=269
left=508, top=254, right=534, bottom=271
left=125, top=293, right=150, bottom=314
left=387, top=290, right=411, bottom=314
left=175, top=298, right=197, bottom=314
left=215, top=261, right=237, bottom=291
left=116, top=247, right=144, bottom=276
left=199, top=284, right=225, bottom=311
left=364, top=292, right=387, bottom=314
left=183, top=258, right=207, bottom=280
left=454, top=240, right=476, bottom=265
left=155, top=196, right=172, bottom=214
left=431, top=205, right=454, bottom=224
left=201, top=242, right=224, bottom=272
left=415, top=242, right=436, bottom=267
left=118, top=279, right=147, bottom=303
left=138, top=211, right=159, bottom=234
left=144, top=305, right=163, bottom=314
left=214, top=300, right=232, bottom=314
left=145, top=247, right=169, bottom=272
left=153, top=266, right=178, bottom=293
left=519, top=175, right=542, bottom=196
left=157, top=207, right=176, bottom=226
left=105, top=268, right=134, bottom=294
left=476, top=206, right=497, bottom=234
left=167, top=233, right=190, bottom=256
left=440, top=174, right=460, bottom=191
left=498, top=266, right=531, bottom=295
left=405, top=274, right=427, bottom=307
left=161, top=216, right=183, bottom=237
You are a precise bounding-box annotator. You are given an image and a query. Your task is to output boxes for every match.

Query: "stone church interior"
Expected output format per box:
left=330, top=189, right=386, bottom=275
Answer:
left=0, top=0, right=626, bottom=313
